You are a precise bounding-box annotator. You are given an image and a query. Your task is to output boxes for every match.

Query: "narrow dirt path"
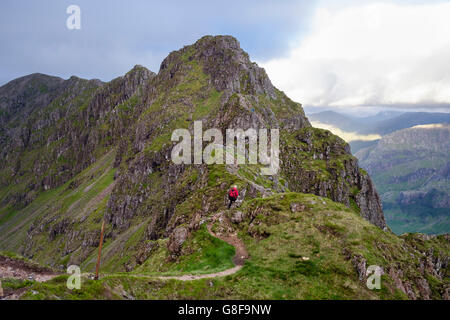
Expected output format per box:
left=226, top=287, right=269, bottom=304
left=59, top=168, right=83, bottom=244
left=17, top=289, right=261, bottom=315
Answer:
left=157, top=217, right=248, bottom=281
left=207, top=222, right=248, bottom=266
left=0, top=255, right=59, bottom=300
left=1, top=212, right=249, bottom=296
left=82, top=218, right=249, bottom=282
left=0, top=255, right=57, bottom=282
left=156, top=265, right=243, bottom=281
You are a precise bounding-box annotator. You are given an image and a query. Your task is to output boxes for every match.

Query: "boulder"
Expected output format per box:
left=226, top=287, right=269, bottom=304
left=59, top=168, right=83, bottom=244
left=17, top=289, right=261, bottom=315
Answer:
left=231, top=211, right=244, bottom=224
left=167, top=226, right=189, bottom=255
left=290, top=202, right=305, bottom=213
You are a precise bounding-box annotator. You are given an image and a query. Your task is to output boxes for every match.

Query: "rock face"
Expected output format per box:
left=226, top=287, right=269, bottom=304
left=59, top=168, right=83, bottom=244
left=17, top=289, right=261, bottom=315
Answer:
left=167, top=226, right=189, bottom=256
left=281, top=127, right=386, bottom=228
left=0, top=35, right=386, bottom=273
left=355, top=172, right=385, bottom=229
left=0, top=66, right=155, bottom=208
left=160, top=36, right=276, bottom=99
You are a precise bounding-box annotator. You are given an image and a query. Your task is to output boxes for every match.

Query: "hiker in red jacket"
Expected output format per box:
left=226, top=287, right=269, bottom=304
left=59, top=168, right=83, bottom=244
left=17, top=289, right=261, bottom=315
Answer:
left=228, top=185, right=239, bottom=209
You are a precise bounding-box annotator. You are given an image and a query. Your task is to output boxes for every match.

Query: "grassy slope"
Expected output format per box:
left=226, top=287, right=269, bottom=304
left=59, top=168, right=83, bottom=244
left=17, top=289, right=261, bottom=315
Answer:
left=1, top=150, right=447, bottom=299
left=10, top=192, right=448, bottom=300
left=385, top=207, right=450, bottom=235
left=131, top=224, right=235, bottom=276
left=0, top=150, right=117, bottom=266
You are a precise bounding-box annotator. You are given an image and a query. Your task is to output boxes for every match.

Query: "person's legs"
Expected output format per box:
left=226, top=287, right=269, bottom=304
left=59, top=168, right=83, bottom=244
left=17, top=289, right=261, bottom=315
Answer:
left=228, top=195, right=235, bottom=209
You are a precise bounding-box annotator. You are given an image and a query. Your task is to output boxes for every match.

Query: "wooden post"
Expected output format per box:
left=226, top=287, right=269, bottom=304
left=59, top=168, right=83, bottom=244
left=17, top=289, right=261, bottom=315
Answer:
left=0, top=279, right=3, bottom=298
left=94, top=220, right=105, bottom=280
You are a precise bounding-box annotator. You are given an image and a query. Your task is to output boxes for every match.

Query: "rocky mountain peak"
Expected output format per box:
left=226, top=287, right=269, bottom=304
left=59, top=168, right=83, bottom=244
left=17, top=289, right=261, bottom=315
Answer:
left=0, top=73, right=65, bottom=126
left=1, top=36, right=388, bottom=270
left=158, top=35, right=276, bottom=98
left=125, top=64, right=155, bottom=80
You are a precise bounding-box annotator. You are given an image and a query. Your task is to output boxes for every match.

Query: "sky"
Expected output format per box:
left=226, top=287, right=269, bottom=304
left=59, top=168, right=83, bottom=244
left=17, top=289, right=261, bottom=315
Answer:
left=1, top=0, right=450, bottom=114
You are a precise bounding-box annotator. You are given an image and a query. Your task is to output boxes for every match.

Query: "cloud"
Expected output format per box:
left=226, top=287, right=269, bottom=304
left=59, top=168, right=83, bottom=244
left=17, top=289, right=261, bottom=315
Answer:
left=412, top=123, right=450, bottom=130
left=0, top=0, right=315, bottom=85
left=310, top=121, right=382, bottom=142
left=261, top=1, right=450, bottom=110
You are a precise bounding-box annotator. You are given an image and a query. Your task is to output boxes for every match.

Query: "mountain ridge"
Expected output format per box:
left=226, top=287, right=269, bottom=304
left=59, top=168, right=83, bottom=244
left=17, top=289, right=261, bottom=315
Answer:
left=1, top=35, right=448, bottom=300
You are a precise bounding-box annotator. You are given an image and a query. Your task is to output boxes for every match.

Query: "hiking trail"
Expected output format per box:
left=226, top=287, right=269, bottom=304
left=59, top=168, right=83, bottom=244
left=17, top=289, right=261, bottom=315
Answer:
left=157, top=212, right=249, bottom=281
left=0, top=255, right=59, bottom=300
left=1, top=212, right=249, bottom=299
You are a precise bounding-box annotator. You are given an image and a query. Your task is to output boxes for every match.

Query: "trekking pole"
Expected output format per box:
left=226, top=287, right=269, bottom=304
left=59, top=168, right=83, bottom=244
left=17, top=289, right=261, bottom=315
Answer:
left=94, top=220, right=105, bottom=280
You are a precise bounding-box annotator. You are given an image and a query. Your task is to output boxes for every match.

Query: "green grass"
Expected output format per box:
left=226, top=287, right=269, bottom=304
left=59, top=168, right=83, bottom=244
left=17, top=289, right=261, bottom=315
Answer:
left=1, top=278, right=34, bottom=291
left=0, top=206, right=17, bottom=225
left=0, top=150, right=117, bottom=267
left=12, top=191, right=448, bottom=300
left=168, top=224, right=235, bottom=274
left=132, top=224, right=235, bottom=276
left=20, top=275, right=112, bottom=300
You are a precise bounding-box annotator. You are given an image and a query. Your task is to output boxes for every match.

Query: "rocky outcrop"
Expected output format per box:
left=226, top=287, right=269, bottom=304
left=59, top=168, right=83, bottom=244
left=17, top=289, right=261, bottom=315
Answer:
left=160, top=36, right=276, bottom=99
left=290, top=203, right=306, bottom=213
left=231, top=211, right=244, bottom=224
left=356, top=172, right=386, bottom=229
left=167, top=226, right=189, bottom=257
left=281, top=127, right=386, bottom=229
left=343, top=235, right=448, bottom=300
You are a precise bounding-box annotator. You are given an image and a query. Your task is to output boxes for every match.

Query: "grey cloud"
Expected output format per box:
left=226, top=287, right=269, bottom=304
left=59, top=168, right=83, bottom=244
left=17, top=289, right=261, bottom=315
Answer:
left=0, top=0, right=315, bottom=85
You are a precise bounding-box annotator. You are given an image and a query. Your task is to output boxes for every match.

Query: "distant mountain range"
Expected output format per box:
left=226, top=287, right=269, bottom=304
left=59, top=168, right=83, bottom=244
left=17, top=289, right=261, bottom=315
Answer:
left=309, top=110, right=450, bottom=134
left=356, top=124, right=450, bottom=234
left=308, top=110, right=450, bottom=154
left=308, top=108, right=449, bottom=234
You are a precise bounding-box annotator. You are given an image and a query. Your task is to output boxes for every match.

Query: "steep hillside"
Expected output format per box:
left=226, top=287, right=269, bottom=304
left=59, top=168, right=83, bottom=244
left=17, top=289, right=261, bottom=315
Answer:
left=356, top=124, right=450, bottom=234
left=1, top=35, right=448, bottom=300
left=2, top=193, right=449, bottom=300
left=0, top=66, right=154, bottom=208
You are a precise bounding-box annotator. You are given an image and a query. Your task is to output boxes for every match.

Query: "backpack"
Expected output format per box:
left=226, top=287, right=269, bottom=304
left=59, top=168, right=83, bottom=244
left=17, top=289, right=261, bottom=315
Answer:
left=229, top=188, right=239, bottom=198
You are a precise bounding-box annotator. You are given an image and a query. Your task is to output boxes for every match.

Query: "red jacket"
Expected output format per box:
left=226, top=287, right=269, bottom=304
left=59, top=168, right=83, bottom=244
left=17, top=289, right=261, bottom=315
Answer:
left=229, top=187, right=239, bottom=198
